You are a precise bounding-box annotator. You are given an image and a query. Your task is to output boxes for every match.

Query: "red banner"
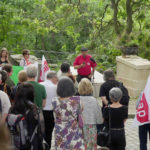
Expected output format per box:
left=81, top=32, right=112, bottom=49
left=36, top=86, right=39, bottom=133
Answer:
left=136, top=93, right=149, bottom=123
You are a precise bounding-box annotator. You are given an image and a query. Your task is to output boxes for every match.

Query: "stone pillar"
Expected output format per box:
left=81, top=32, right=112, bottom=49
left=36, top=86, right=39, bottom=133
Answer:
left=116, top=55, right=150, bottom=98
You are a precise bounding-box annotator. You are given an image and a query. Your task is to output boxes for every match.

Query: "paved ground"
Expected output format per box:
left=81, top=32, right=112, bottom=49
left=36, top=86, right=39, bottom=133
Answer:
left=125, top=119, right=150, bottom=150
left=99, top=100, right=150, bottom=150
left=51, top=100, right=150, bottom=150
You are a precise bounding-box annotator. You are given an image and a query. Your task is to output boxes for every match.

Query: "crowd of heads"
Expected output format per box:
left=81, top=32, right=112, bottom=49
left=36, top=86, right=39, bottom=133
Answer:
left=0, top=47, right=122, bottom=105
left=0, top=46, right=128, bottom=150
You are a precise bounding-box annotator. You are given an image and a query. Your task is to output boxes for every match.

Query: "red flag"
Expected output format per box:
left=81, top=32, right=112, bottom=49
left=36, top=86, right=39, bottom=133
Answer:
left=133, top=76, right=150, bottom=126
left=136, top=93, right=149, bottom=123
left=39, top=55, right=50, bottom=82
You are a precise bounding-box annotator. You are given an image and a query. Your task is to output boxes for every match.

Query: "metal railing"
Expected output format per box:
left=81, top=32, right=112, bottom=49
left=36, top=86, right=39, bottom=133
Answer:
left=10, top=49, right=77, bottom=64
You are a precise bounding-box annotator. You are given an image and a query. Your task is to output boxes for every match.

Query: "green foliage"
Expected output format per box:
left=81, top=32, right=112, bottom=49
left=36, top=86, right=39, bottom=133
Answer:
left=94, top=45, right=121, bottom=73
left=0, top=0, right=150, bottom=72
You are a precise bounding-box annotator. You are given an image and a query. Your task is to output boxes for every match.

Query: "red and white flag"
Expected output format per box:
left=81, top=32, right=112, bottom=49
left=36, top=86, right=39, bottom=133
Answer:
left=133, top=76, right=150, bottom=126
left=39, top=55, right=50, bottom=82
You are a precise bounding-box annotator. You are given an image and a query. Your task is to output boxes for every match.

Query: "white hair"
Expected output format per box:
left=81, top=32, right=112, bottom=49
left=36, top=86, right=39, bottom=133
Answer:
left=26, top=65, right=37, bottom=78
left=47, top=71, right=57, bottom=79
left=109, top=87, right=122, bottom=102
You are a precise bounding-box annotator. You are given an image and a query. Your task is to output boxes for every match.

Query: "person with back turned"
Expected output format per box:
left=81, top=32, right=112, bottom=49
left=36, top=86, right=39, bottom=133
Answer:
left=40, top=71, right=58, bottom=149
left=73, top=47, right=97, bottom=83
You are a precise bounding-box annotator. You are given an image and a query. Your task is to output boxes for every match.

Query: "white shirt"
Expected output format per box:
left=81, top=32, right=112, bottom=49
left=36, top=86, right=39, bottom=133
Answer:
left=19, top=58, right=32, bottom=67
left=0, top=90, right=11, bottom=116
left=40, top=80, right=57, bottom=111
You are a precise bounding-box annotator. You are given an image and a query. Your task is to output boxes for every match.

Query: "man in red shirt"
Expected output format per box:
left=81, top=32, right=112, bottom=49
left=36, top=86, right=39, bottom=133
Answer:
left=73, top=47, right=97, bottom=83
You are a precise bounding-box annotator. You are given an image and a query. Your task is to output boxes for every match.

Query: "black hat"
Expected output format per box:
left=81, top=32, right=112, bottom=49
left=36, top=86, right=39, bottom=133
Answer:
left=81, top=47, right=88, bottom=51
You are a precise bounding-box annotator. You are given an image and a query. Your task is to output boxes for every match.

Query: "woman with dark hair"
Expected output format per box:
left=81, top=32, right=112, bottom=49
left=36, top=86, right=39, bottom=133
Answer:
left=10, top=83, right=34, bottom=114
left=20, top=49, right=32, bottom=67
left=0, top=70, right=11, bottom=98
left=58, top=62, right=76, bottom=83
left=8, top=83, right=44, bottom=150
left=0, top=48, right=10, bottom=66
left=58, top=62, right=78, bottom=94
left=52, top=77, right=84, bottom=149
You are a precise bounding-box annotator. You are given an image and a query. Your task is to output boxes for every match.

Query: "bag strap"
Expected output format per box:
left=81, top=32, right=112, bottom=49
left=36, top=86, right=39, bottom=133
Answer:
left=59, top=98, right=79, bottom=125
left=66, top=106, right=78, bottom=123
left=30, top=107, right=41, bottom=142
left=66, top=101, right=83, bottom=130
left=108, top=105, right=111, bottom=143
left=78, top=100, right=82, bottom=116
left=108, top=105, right=111, bottom=129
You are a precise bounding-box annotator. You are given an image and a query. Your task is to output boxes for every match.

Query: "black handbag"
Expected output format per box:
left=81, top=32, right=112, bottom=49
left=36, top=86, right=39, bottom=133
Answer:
left=97, top=106, right=111, bottom=147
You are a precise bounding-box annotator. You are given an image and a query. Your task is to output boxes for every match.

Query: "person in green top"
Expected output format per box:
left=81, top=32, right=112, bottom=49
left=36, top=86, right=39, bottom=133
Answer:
left=2, top=64, right=15, bottom=89
left=26, top=64, right=46, bottom=109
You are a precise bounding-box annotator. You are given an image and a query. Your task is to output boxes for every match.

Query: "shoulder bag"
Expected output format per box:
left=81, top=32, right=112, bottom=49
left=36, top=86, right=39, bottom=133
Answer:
left=97, top=105, right=111, bottom=147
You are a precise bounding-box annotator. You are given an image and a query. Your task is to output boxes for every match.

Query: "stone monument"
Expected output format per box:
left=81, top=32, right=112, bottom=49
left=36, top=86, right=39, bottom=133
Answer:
left=116, top=55, right=150, bottom=98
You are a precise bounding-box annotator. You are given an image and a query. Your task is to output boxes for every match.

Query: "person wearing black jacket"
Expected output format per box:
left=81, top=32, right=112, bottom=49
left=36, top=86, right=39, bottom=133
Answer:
left=103, top=87, right=128, bottom=150
left=100, top=69, right=129, bottom=112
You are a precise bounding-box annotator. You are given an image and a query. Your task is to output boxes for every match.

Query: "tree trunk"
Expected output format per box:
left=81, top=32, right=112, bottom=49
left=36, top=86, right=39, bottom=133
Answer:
left=111, top=0, right=121, bottom=35
left=126, top=0, right=133, bottom=34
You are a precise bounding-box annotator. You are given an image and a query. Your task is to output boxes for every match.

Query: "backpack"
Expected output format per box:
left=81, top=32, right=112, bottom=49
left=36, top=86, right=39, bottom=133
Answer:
left=6, top=113, right=30, bottom=150
left=118, top=82, right=130, bottom=106
left=6, top=104, right=49, bottom=150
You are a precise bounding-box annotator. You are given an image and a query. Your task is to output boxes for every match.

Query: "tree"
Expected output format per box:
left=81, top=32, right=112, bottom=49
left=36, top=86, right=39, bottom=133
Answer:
left=0, top=0, right=150, bottom=70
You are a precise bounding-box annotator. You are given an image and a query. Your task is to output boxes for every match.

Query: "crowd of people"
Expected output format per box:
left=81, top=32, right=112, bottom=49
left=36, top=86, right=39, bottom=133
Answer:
left=0, top=47, right=149, bottom=150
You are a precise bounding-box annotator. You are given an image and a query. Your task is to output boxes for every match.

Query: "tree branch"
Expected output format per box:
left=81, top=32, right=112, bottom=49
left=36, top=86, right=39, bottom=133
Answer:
left=100, top=4, right=109, bottom=30
left=111, top=0, right=121, bottom=35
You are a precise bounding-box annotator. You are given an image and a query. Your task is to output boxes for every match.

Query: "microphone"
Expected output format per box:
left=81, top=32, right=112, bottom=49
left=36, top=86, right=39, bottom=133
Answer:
left=90, top=57, right=96, bottom=63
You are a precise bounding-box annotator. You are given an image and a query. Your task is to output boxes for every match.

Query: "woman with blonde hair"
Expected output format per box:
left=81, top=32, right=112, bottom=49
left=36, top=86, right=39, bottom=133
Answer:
left=10, top=70, right=28, bottom=102
left=78, top=78, right=103, bottom=150
left=18, top=70, right=28, bottom=83
left=0, top=48, right=9, bottom=66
